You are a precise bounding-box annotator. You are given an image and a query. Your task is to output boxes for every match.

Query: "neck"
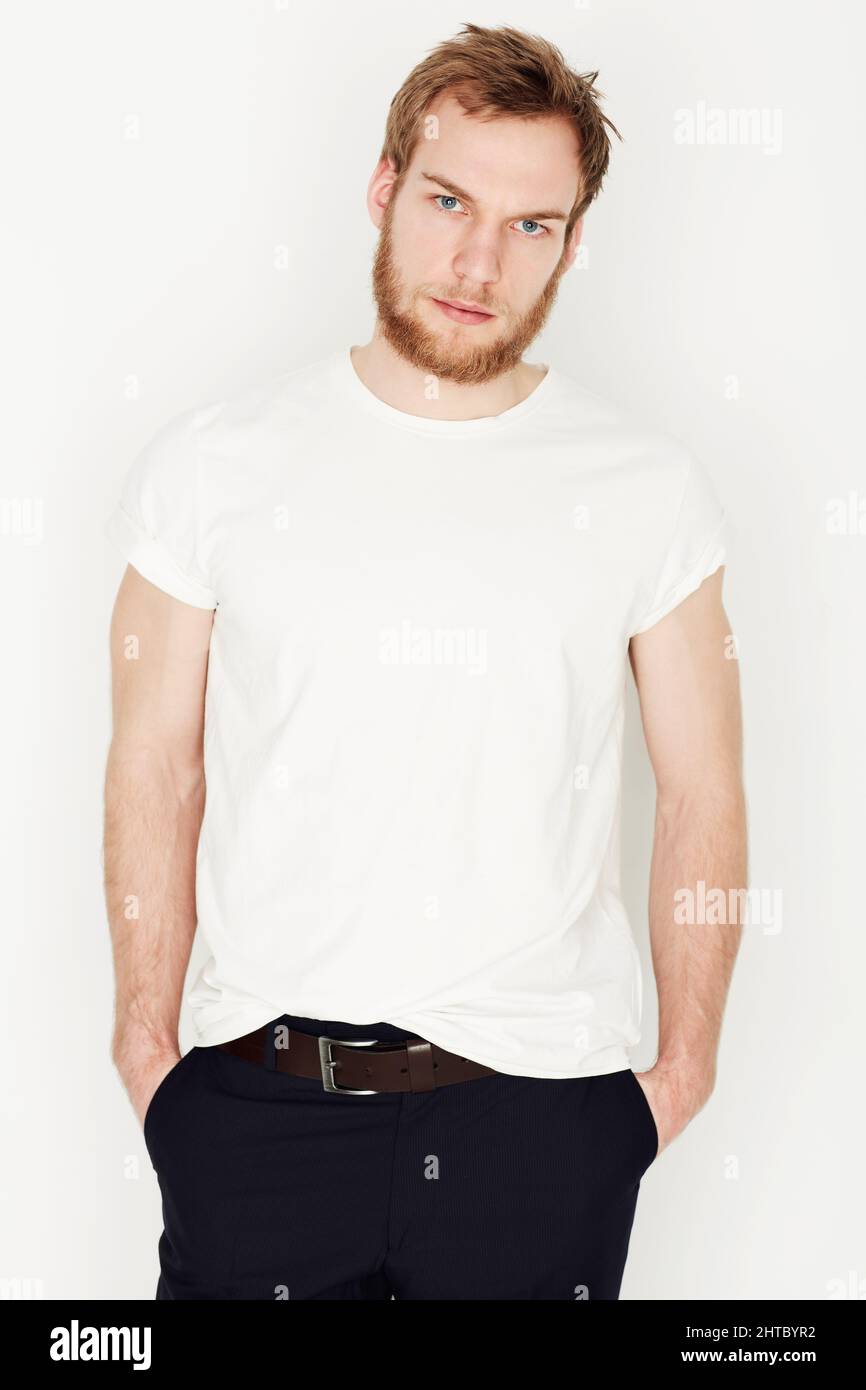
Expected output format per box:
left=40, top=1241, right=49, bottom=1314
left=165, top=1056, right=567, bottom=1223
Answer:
left=349, top=327, right=547, bottom=422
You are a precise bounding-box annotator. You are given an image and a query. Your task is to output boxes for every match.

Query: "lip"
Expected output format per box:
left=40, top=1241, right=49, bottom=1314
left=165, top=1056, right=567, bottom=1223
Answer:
left=440, top=298, right=493, bottom=313
left=431, top=296, right=497, bottom=326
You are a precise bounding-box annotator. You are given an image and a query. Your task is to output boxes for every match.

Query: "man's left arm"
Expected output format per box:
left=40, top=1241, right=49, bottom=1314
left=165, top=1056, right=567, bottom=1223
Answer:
left=628, top=567, right=747, bottom=1155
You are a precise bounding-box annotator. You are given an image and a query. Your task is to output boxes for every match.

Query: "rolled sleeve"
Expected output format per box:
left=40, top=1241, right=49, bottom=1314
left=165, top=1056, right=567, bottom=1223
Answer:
left=630, top=454, right=727, bottom=636
left=105, top=405, right=218, bottom=610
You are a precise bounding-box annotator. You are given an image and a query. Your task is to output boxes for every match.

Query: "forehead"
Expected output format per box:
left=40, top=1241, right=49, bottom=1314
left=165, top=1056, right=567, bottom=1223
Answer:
left=407, top=91, right=581, bottom=209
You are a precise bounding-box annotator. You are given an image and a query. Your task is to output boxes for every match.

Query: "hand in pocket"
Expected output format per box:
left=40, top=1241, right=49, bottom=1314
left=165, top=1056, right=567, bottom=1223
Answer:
left=633, top=1061, right=716, bottom=1159
left=632, top=1071, right=662, bottom=1159
left=117, top=1049, right=183, bottom=1131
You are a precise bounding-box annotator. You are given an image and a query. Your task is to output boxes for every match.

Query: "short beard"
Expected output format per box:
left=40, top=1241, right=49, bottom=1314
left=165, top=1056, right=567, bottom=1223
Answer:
left=370, top=199, right=568, bottom=386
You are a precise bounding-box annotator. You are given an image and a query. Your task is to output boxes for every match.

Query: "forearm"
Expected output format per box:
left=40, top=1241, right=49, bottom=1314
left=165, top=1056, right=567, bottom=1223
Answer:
left=103, top=743, right=203, bottom=1066
left=648, top=783, right=747, bottom=1084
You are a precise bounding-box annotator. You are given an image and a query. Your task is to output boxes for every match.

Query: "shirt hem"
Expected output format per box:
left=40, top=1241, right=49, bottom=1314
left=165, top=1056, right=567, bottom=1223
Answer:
left=189, top=1000, right=634, bottom=1080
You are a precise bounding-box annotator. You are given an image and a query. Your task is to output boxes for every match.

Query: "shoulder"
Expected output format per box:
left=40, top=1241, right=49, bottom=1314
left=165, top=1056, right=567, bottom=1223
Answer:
left=114, top=359, right=333, bottom=519
left=546, top=364, right=697, bottom=496
left=184, top=354, right=336, bottom=453
left=544, top=368, right=729, bottom=542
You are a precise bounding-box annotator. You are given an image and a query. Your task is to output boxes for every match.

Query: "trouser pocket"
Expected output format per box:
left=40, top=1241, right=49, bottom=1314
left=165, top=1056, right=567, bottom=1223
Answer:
left=626, top=1068, right=659, bottom=1170
left=143, top=1047, right=200, bottom=1163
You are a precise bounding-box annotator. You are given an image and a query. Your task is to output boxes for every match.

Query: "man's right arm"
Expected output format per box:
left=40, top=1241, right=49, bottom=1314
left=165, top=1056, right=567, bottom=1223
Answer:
left=103, top=564, right=215, bottom=1128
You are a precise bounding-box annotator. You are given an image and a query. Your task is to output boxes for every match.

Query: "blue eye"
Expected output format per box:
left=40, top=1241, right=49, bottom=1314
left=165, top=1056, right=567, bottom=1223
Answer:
left=433, top=195, right=548, bottom=238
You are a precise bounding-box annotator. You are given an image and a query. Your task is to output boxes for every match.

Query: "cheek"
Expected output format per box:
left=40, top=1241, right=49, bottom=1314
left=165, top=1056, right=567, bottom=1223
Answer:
left=509, top=246, right=561, bottom=303
left=400, top=218, right=451, bottom=276
left=388, top=214, right=434, bottom=278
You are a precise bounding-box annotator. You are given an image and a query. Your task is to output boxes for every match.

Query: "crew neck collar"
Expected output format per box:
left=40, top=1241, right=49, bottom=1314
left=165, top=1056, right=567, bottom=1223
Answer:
left=332, top=344, right=558, bottom=437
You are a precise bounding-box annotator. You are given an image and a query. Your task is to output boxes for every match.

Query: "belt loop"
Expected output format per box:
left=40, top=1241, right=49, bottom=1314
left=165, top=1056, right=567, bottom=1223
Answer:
left=406, top=1039, right=437, bottom=1093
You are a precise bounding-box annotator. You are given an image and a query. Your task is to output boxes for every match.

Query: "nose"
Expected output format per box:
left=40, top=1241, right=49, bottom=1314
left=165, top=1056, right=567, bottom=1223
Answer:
left=451, top=231, right=502, bottom=301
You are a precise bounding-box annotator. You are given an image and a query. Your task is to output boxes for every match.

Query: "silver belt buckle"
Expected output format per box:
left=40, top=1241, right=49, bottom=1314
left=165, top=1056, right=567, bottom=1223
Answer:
left=318, top=1035, right=382, bottom=1094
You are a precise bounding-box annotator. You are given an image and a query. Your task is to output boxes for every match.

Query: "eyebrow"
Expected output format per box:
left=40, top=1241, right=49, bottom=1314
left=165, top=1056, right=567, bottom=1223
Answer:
left=419, top=170, right=570, bottom=223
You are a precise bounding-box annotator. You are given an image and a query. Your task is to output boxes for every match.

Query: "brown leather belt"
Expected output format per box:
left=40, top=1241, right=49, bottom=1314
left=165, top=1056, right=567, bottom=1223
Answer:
left=216, top=1024, right=500, bottom=1094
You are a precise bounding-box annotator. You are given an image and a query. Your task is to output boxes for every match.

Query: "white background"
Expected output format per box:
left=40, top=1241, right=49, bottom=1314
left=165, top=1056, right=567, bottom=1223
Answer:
left=1, top=0, right=863, bottom=1300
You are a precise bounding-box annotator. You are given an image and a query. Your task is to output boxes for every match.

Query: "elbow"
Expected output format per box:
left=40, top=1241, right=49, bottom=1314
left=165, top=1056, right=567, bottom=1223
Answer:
left=654, top=775, right=746, bottom=841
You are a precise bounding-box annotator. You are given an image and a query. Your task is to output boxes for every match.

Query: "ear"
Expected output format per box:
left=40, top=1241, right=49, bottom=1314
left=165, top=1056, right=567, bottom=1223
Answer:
left=560, top=215, right=584, bottom=272
left=367, top=156, right=400, bottom=230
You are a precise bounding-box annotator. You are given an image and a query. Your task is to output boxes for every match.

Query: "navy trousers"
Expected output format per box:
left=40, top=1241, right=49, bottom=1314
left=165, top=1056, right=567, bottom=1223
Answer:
left=142, top=1012, right=659, bottom=1300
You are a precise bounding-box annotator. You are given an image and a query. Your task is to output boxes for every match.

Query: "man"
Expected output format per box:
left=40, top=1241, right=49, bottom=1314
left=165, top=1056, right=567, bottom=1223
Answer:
left=104, top=23, right=746, bottom=1300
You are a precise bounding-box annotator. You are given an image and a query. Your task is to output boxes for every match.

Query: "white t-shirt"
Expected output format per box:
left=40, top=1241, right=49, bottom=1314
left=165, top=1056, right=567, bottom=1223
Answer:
left=105, top=346, right=727, bottom=1078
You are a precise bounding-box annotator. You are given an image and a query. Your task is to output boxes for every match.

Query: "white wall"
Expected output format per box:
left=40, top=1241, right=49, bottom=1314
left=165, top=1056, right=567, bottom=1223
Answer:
left=1, top=0, right=862, bottom=1300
